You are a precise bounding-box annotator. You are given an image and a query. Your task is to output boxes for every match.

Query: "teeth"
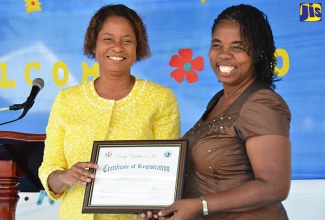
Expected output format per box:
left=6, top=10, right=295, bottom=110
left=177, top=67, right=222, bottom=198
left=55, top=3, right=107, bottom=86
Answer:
left=219, top=65, right=234, bottom=73
left=109, top=56, right=124, bottom=61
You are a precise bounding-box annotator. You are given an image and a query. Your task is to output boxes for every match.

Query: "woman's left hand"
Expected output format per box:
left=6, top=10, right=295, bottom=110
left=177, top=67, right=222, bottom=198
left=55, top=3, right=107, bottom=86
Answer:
left=158, top=198, right=201, bottom=220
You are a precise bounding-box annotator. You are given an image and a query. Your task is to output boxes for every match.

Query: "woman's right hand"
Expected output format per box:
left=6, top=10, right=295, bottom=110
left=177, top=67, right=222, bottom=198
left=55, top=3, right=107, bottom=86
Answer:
left=63, top=162, right=98, bottom=186
left=48, top=162, right=98, bottom=194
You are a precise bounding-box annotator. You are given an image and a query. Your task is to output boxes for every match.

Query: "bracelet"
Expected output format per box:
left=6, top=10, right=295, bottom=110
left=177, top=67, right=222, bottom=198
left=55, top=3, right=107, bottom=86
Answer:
left=200, top=196, right=209, bottom=216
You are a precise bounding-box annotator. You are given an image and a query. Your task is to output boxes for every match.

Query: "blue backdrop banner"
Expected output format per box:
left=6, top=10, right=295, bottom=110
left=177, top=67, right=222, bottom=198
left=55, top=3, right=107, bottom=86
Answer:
left=0, top=0, right=324, bottom=180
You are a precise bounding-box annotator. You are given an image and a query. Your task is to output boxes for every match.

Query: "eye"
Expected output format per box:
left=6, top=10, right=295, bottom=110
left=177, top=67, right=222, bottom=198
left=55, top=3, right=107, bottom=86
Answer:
left=233, top=46, right=244, bottom=50
left=232, top=46, right=245, bottom=51
left=103, top=38, right=113, bottom=41
left=211, top=44, right=222, bottom=49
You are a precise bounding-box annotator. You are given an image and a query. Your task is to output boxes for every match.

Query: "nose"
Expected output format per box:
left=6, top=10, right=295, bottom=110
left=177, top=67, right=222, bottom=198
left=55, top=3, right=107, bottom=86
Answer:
left=111, top=41, right=123, bottom=52
left=218, top=49, right=232, bottom=59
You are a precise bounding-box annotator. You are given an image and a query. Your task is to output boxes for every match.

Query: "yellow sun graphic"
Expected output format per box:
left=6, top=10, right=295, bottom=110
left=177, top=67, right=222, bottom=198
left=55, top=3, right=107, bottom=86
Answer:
left=24, top=0, right=42, bottom=14
left=201, top=0, right=206, bottom=3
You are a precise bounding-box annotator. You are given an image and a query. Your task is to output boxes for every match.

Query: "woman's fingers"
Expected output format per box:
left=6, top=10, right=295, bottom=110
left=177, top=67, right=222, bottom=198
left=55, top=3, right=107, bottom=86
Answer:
left=66, top=162, right=98, bottom=185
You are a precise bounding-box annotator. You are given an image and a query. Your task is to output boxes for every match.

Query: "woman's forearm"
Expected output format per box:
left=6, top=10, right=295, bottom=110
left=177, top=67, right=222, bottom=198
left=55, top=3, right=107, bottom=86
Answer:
left=48, top=170, right=70, bottom=194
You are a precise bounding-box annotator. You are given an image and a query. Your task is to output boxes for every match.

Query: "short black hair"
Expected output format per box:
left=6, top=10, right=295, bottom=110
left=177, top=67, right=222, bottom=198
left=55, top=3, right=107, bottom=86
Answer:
left=83, top=4, right=151, bottom=61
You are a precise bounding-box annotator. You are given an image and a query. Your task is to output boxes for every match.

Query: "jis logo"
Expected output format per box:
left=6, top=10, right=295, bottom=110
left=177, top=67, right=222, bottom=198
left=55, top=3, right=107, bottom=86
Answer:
left=300, top=3, right=322, bottom=21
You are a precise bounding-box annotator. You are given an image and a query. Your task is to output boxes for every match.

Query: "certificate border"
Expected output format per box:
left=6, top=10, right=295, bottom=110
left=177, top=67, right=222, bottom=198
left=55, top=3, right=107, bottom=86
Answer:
left=82, top=139, right=188, bottom=214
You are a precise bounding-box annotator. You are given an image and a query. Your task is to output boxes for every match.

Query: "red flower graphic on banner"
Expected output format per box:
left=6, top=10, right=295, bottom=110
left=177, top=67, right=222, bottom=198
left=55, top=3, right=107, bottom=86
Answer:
left=169, top=48, right=204, bottom=83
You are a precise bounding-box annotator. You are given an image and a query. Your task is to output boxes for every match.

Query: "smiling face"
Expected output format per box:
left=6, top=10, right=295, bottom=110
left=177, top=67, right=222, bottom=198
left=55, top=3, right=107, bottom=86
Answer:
left=209, top=21, right=256, bottom=87
left=93, top=15, right=137, bottom=77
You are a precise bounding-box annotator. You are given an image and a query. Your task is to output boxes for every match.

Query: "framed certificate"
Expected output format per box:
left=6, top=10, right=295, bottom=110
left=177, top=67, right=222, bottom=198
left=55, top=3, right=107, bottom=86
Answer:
left=82, top=139, right=188, bottom=214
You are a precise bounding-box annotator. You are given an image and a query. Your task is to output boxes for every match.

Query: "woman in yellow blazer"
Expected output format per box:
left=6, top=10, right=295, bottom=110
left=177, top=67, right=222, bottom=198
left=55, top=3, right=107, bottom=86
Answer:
left=38, top=4, right=180, bottom=220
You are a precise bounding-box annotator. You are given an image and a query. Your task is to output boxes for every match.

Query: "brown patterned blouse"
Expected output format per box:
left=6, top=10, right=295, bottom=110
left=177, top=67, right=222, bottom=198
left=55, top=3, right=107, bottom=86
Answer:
left=183, top=80, right=291, bottom=220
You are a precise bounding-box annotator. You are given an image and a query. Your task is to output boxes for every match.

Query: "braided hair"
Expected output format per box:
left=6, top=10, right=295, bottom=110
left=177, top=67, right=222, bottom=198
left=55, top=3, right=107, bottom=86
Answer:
left=212, top=4, right=280, bottom=89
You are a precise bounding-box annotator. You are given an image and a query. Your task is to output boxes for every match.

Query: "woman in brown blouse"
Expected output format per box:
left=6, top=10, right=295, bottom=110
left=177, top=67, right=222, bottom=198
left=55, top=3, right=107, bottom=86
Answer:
left=158, top=4, right=291, bottom=220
